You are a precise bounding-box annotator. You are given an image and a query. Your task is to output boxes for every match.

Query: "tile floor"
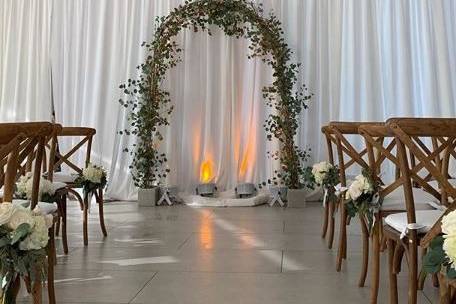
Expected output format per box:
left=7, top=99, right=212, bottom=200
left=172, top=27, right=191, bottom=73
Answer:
left=18, top=201, right=440, bottom=303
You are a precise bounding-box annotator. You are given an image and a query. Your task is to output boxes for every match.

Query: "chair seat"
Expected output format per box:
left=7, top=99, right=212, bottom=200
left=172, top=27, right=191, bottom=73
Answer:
left=53, top=172, right=78, bottom=183
left=381, top=187, right=439, bottom=211
left=52, top=181, right=67, bottom=192
left=428, top=178, right=456, bottom=189
left=384, top=210, right=444, bottom=234
left=12, top=200, right=58, bottom=214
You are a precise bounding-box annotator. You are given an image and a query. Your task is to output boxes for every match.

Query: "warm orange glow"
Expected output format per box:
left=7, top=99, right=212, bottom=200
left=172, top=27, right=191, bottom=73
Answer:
left=200, top=159, right=214, bottom=183
left=199, top=211, right=213, bottom=250
left=238, top=122, right=257, bottom=181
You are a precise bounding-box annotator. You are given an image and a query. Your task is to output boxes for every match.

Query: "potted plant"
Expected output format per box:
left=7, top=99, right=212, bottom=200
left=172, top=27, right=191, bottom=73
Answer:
left=135, top=150, right=169, bottom=207
left=260, top=148, right=313, bottom=207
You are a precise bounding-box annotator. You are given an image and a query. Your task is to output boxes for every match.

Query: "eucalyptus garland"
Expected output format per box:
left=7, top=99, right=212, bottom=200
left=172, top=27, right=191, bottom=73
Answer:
left=120, top=0, right=311, bottom=189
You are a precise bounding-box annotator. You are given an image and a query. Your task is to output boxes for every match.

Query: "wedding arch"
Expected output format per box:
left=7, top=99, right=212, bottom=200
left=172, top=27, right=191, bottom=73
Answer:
left=119, top=0, right=311, bottom=190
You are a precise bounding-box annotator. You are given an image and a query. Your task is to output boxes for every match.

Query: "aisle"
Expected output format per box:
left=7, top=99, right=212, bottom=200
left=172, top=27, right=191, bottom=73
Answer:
left=19, top=202, right=439, bottom=303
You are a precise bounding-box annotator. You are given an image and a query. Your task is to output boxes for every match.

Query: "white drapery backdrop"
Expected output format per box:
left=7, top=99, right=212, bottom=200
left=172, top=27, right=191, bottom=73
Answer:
left=1, top=0, right=456, bottom=200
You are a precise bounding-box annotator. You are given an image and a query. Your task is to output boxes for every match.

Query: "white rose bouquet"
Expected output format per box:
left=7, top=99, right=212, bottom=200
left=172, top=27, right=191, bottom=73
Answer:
left=423, top=210, right=456, bottom=279
left=344, top=170, right=380, bottom=231
left=302, top=161, right=340, bottom=207
left=75, top=163, right=107, bottom=198
left=15, top=173, right=57, bottom=203
left=310, top=161, right=339, bottom=189
left=0, top=202, right=53, bottom=303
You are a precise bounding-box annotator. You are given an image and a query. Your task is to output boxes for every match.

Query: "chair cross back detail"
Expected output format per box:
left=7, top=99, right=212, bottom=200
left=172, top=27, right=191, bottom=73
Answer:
left=329, top=122, right=383, bottom=186
left=53, top=127, right=96, bottom=176
left=387, top=118, right=456, bottom=246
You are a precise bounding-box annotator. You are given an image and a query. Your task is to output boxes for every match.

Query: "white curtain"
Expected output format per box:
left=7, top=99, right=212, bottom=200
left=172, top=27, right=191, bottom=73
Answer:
left=2, top=0, right=456, bottom=200
left=0, top=0, right=53, bottom=121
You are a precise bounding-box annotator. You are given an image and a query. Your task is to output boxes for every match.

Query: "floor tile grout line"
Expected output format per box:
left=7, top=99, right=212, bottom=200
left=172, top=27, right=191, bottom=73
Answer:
left=128, top=272, right=158, bottom=304
left=280, top=250, right=284, bottom=273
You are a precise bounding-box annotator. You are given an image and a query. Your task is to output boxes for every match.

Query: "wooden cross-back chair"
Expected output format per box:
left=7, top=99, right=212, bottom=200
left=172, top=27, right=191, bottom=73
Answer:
left=52, top=127, right=107, bottom=246
left=381, top=118, right=456, bottom=304
left=320, top=126, right=337, bottom=250
left=359, top=123, right=443, bottom=304
left=328, top=121, right=383, bottom=289
left=0, top=122, right=56, bottom=304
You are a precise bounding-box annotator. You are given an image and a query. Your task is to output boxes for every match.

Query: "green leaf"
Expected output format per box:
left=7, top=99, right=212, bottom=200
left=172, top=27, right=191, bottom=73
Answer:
left=10, top=223, right=31, bottom=245
left=447, top=266, right=456, bottom=279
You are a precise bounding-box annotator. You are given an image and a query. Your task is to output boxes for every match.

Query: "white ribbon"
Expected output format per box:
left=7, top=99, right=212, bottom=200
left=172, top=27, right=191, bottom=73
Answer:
left=370, top=193, right=381, bottom=227
left=322, top=188, right=328, bottom=208
left=334, top=183, right=347, bottom=197
left=400, top=223, right=425, bottom=239
left=427, top=201, right=447, bottom=211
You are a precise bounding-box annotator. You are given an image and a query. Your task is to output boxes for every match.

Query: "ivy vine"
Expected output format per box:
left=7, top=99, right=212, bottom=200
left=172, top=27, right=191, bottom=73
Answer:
left=119, top=0, right=311, bottom=189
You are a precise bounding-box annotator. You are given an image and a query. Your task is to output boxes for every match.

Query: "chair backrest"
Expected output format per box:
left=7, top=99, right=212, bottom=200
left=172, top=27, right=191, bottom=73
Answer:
left=53, top=127, right=96, bottom=176
left=359, top=124, right=441, bottom=205
left=387, top=118, right=456, bottom=245
left=0, top=134, right=24, bottom=202
left=42, top=124, right=63, bottom=182
left=0, top=122, right=53, bottom=208
left=328, top=121, right=384, bottom=187
left=321, top=126, right=335, bottom=166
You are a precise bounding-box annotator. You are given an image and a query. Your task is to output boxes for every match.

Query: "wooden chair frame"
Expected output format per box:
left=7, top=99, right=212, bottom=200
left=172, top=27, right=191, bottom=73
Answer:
left=0, top=122, right=56, bottom=304
left=53, top=127, right=107, bottom=246
left=384, top=118, right=456, bottom=304
left=359, top=123, right=444, bottom=303
left=321, top=126, right=337, bottom=250
left=329, top=121, right=383, bottom=288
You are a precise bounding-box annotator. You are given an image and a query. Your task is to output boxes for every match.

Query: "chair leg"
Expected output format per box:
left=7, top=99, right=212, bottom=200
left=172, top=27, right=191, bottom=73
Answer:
left=31, top=279, right=42, bottom=304
left=55, top=217, right=60, bottom=237
left=61, top=195, right=68, bottom=254
left=388, top=239, right=398, bottom=304
left=321, top=202, right=329, bottom=239
left=418, top=247, right=427, bottom=290
left=327, top=202, right=335, bottom=249
left=336, top=202, right=347, bottom=272
left=370, top=221, right=381, bottom=304
left=408, top=237, right=419, bottom=304
left=358, top=215, right=369, bottom=287
left=433, top=273, right=440, bottom=288
left=98, top=188, right=107, bottom=237
left=439, top=273, right=451, bottom=304
left=393, top=245, right=405, bottom=274
left=83, top=195, right=89, bottom=246
left=47, top=223, right=56, bottom=304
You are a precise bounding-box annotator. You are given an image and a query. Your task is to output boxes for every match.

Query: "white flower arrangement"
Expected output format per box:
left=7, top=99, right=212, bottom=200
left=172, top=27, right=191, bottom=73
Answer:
left=0, top=202, right=53, bottom=299
left=344, top=170, right=380, bottom=231
left=442, top=212, right=456, bottom=267
left=76, top=163, right=107, bottom=198
left=15, top=173, right=56, bottom=203
left=312, top=161, right=334, bottom=185
left=345, top=174, right=374, bottom=201
left=82, top=163, right=105, bottom=184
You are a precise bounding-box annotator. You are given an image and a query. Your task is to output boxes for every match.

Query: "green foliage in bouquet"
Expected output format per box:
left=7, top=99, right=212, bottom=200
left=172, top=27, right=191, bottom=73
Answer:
left=422, top=236, right=456, bottom=278
left=345, top=169, right=382, bottom=232
left=0, top=223, right=47, bottom=281
left=0, top=204, right=52, bottom=303
left=119, top=0, right=311, bottom=189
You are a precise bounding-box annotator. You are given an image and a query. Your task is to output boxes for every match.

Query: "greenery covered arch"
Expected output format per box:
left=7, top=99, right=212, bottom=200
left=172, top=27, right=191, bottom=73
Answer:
left=120, top=0, right=312, bottom=189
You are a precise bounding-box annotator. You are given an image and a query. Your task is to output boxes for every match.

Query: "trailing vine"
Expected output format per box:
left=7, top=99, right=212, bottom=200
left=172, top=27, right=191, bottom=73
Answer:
left=119, top=0, right=311, bottom=189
